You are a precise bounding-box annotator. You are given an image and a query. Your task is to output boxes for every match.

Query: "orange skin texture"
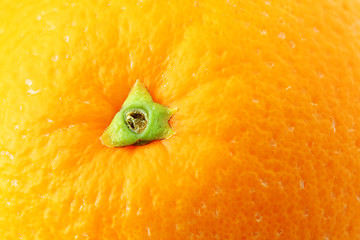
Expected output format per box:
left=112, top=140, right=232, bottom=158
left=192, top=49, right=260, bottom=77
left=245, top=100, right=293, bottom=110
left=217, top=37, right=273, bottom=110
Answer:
left=1, top=0, right=360, bottom=239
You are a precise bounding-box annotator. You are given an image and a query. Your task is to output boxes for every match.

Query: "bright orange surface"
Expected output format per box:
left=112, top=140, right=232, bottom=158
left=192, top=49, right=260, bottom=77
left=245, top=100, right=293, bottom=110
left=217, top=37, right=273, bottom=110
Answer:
left=1, top=0, right=360, bottom=239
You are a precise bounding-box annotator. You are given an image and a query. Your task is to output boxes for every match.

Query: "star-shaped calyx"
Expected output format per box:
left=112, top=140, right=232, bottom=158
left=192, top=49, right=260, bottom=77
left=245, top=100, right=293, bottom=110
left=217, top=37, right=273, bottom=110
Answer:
left=100, top=80, right=176, bottom=147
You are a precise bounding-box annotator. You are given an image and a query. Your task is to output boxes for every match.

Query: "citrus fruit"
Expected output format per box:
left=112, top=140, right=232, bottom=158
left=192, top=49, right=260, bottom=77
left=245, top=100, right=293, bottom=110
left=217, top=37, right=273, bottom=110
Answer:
left=1, top=0, right=360, bottom=239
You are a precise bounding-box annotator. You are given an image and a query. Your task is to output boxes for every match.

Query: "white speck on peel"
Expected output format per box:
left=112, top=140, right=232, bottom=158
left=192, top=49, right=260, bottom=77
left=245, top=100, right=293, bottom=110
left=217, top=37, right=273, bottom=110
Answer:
left=331, top=119, right=336, bottom=133
left=255, top=212, right=263, bottom=222
left=146, top=227, right=151, bottom=236
left=289, top=41, right=296, bottom=48
left=334, top=150, right=342, bottom=154
left=63, top=36, right=69, bottom=42
left=313, top=27, right=319, bottom=33
left=51, top=55, right=59, bottom=62
left=300, top=180, right=305, bottom=189
left=270, top=138, right=277, bottom=147
left=252, top=99, right=259, bottom=103
left=318, top=71, right=324, bottom=78
left=267, top=62, right=274, bottom=68
left=1, top=151, right=14, bottom=160
left=253, top=232, right=260, bottom=238
left=125, top=201, right=130, bottom=213
left=11, top=179, right=18, bottom=187
left=137, top=208, right=142, bottom=215
left=260, top=179, right=268, bottom=187
left=45, top=22, right=56, bottom=31
left=25, top=79, right=32, bottom=86
left=331, top=192, right=336, bottom=200
left=194, top=208, right=201, bottom=216
left=277, top=229, right=284, bottom=236
left=230, top=139, right=237, bottom=144
left=27, top=89, right=41, bottom=96
left=260, top=30, right=267, bottom=35
left=129, top=54, right=134, bottom=69
left=14, top=125, right=19, bottom=130
left=285, top=86, right=291, bottom=91
left=37, top=15, right=42, bottom=21
left=278, top=32, right=286, bottom=39
left=213, top=209, right=219, bottom=218
left=303, top=209, right=309, bottom=218
left=47, top=119, right=54, bottom=123
left=19, top=105, right=23, bottom=111
left=265, top=1, right=271, bottom=5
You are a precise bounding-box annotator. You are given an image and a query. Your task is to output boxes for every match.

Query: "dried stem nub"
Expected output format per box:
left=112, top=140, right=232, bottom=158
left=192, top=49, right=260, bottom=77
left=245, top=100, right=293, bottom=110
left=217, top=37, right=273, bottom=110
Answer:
left=125, top=109, right=147, bottom=134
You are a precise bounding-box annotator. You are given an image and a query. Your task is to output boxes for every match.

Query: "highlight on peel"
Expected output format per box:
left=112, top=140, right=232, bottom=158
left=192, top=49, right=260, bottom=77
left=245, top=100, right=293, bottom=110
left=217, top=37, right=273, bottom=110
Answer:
left=1, top=0, right=360, bottom=239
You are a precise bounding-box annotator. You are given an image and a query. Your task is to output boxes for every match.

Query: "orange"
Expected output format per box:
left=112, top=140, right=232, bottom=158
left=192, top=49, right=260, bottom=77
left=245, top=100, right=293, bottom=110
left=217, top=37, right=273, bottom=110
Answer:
left=1, top=0, right=360, bottom=239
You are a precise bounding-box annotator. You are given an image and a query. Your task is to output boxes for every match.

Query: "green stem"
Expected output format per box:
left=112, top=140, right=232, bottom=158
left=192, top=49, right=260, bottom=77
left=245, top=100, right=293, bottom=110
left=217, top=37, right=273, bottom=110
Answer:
left=100, top=80, right=176, bottom=147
